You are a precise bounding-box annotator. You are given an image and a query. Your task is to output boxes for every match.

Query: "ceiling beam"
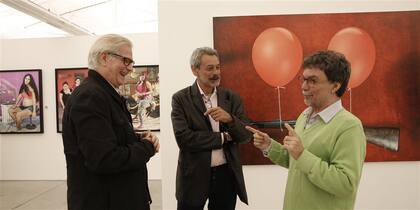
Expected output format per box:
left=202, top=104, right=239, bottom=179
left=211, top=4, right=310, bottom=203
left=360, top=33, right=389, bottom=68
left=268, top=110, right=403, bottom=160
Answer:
left=0, top=0, right=92, bottom=35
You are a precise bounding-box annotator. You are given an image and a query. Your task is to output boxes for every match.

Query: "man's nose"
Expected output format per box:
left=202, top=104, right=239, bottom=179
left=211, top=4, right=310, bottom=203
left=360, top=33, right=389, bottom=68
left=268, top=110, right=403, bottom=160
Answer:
left=127, top=64, right=134, bottom=71
left=301, top=81, right=309, bottom=90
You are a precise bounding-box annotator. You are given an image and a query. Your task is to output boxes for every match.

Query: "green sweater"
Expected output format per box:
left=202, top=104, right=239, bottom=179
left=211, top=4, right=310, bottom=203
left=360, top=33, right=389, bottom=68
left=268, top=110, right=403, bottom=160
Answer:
left=267, top=109, right=366, bottom=210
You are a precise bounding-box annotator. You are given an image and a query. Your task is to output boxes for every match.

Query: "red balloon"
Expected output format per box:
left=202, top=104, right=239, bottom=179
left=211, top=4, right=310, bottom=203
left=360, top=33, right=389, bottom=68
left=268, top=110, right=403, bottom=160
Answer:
left=328, top=27, right=376, bottom=89
left=252, top=27, right=303, bottom=87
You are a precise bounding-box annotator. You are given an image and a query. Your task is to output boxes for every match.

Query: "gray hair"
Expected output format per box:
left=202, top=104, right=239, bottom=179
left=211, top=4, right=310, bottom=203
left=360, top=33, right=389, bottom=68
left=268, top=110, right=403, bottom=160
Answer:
left=88, top=34, right=133, bottom=69
left=190, top=47, right=219, bottom=69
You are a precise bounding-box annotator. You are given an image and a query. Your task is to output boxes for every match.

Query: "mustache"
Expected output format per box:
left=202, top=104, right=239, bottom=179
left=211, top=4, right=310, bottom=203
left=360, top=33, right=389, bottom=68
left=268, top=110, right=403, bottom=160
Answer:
left=209, top=75, right=220, bottom=80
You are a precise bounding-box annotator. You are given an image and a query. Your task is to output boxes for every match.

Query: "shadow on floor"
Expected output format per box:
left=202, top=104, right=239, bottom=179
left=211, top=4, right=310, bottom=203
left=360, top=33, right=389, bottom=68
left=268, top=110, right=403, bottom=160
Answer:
left=0, top=180, right=162, bottom=210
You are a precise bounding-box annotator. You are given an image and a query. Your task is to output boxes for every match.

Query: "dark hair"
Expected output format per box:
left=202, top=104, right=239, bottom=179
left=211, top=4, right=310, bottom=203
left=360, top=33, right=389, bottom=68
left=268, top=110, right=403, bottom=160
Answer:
left=19, top=74, right=39, bottom=102
left=302, top=50, right=351, bottom=97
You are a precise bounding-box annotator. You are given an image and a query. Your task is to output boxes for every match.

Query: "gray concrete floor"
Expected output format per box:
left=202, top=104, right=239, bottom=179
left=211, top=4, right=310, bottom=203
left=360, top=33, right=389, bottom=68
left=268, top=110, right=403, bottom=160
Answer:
left=0, top=180, right=161, bottom=210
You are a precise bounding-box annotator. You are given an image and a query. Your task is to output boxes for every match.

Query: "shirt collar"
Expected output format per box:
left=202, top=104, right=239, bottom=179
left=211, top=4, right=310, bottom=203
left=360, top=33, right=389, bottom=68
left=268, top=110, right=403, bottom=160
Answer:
left=105, top=80, right=121, bottom=95
left=89, top=69, right=121, bottom=96
left=304, top=100, right=343, bottom=123
left=197, top=82, right=217, bottom=98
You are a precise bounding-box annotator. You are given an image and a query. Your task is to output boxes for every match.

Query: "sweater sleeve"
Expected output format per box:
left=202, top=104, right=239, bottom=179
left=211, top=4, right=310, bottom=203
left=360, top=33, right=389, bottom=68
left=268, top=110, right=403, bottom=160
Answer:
left=294, top=123, right=366, bottom=197
left=267, top=139, right=290, bottom=168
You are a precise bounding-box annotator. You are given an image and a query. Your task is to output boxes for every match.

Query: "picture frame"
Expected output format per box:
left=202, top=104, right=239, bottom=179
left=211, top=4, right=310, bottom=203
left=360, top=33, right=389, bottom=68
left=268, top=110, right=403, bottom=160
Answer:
left=55, top=67, right=88, bottom=133
left=0, top=69, right=44, bottom=134
left=55, top=65, right=160, bottom=133
left=120, top=65, right=160, bottom=131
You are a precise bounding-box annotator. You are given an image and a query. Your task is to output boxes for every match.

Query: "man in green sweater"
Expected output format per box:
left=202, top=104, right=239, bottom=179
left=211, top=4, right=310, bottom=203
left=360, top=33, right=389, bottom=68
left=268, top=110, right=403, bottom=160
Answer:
left=247, top=50, right=366, bottom=210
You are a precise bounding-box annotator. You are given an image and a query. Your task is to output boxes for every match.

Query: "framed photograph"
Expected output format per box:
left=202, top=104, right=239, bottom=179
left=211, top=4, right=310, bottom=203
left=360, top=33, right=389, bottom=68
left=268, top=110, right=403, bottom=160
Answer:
left=120, top=65, right=159, bottom=131
left=55, top=67, right=88, bottom=133
left=0, top=69, right=44, bottom=134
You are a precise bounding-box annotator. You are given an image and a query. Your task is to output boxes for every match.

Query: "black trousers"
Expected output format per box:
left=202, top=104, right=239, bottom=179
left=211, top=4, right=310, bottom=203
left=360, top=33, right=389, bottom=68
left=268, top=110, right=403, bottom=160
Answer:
left=177, top=164, right=237, bottom=210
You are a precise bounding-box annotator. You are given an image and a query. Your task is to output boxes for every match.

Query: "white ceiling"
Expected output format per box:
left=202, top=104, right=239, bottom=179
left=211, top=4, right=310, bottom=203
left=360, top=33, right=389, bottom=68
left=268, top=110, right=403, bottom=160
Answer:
left=0, top=0, right=157, bottom=39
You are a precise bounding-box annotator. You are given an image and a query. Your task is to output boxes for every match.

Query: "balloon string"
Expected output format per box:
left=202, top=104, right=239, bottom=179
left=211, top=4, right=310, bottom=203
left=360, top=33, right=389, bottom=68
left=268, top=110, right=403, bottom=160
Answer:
left=276, top=86, right=284, bottom=131
left=349, top=88, right=352, bottom=113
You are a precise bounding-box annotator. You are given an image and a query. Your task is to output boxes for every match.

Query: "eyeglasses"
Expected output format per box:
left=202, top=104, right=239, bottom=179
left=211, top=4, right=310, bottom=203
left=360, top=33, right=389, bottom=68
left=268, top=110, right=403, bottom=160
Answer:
left=298, top=75, right=320, bottom=87
left=108, top=52, right=135, bottom=66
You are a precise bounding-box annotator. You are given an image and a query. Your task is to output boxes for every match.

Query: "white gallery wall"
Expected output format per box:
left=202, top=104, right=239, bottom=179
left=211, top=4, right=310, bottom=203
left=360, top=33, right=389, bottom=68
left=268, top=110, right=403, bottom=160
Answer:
left=0, top=33, right=161, bottom=180
left=159, top=1, right=420, bottom=210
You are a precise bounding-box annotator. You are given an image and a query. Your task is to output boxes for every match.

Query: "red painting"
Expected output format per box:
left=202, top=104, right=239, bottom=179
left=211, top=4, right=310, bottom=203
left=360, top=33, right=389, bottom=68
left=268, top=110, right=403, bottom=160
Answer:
left=213, top=11, right=420, bottom=163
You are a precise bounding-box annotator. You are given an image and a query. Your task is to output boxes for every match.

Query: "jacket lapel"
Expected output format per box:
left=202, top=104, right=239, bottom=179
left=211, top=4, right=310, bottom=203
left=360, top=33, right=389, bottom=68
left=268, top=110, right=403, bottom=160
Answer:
left=217, top=87, right=230, bottom=115
left=89, top=70, right=121, bottom=103
left=217, top=87, right=231, bottom=132
left=89, top=70, right=131, bottom=122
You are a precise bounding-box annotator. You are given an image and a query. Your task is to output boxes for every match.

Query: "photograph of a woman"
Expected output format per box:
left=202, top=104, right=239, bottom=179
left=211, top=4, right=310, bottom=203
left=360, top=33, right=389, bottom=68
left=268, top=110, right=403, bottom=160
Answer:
left=121, top=65, right=159, bottom=131
left=133, top=71, right=156, bottom=129
left=8, top=74, right=39, bottom=130
left=73, top=76, right=82, bottom=89
left=58, top=82, right=72, bottom=109
left=0, top=70, right=43, bottom=133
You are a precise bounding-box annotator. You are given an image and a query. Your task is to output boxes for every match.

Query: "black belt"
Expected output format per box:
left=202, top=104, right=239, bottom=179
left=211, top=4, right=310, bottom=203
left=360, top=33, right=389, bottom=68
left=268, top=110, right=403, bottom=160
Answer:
left=211, top=163, right=228, bottom=172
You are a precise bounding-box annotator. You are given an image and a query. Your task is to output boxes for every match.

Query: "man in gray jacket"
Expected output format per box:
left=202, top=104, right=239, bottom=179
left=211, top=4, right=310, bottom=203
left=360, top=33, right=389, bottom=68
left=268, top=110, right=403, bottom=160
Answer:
left=171, top=47, right=251, bottom=210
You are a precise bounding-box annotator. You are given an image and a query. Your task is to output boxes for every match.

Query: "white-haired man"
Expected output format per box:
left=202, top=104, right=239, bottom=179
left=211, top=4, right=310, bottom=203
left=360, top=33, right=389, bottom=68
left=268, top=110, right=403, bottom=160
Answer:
left=62, top=34, right=159, bottom=210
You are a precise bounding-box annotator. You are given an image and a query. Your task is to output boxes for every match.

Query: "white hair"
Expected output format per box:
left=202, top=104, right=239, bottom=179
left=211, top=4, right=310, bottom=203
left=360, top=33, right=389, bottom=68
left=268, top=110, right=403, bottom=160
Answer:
left=88, top=34, right=133, bottom=69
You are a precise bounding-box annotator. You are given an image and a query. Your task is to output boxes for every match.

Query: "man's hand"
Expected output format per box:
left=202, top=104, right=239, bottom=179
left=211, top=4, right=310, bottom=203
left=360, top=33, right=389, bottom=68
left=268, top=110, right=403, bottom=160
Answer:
left=136, top=131, right=150, bottom=139
left=245, top=126, right=271, bottom=151
left=137, top=130, right=160, bottom=153
left=204, top=107, right=232, bottom=123
left=223, top=132, right=233, bottom=142
left=283, top=123, right=304, bottom=160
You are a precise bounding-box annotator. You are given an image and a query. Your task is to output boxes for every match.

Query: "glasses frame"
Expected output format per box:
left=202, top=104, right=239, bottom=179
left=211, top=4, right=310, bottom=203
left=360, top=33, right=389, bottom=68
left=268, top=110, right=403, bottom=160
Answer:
left=298, top=75, right=325, bottom=87
left=108, top=52, right=135, bottom=66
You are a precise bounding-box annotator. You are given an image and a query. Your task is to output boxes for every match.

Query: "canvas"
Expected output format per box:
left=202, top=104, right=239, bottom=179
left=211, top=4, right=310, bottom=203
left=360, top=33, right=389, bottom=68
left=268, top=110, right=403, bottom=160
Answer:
left=55, top=66, right=160, bottom=133
left=120, top=65, right=160, bottom=131
left=0, top=69, right=44, bottom=134
left=55, top=67, right=88, bottom=133
left=213, top=11, right=420, bottom=163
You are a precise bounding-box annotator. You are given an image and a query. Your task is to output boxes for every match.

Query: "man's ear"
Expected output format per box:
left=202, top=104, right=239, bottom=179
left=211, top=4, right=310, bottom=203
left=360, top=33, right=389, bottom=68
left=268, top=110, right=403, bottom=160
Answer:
left=99, top=52, right=108, bottom=66
left=191, top=65, right=198, bottom=76
left=332, top=82, right=341, bottom=94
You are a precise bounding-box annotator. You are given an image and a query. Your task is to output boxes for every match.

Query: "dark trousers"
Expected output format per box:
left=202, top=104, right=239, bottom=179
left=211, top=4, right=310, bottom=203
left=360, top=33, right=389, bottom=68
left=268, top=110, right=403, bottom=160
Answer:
left=177, top=164, right=237, bottom=210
